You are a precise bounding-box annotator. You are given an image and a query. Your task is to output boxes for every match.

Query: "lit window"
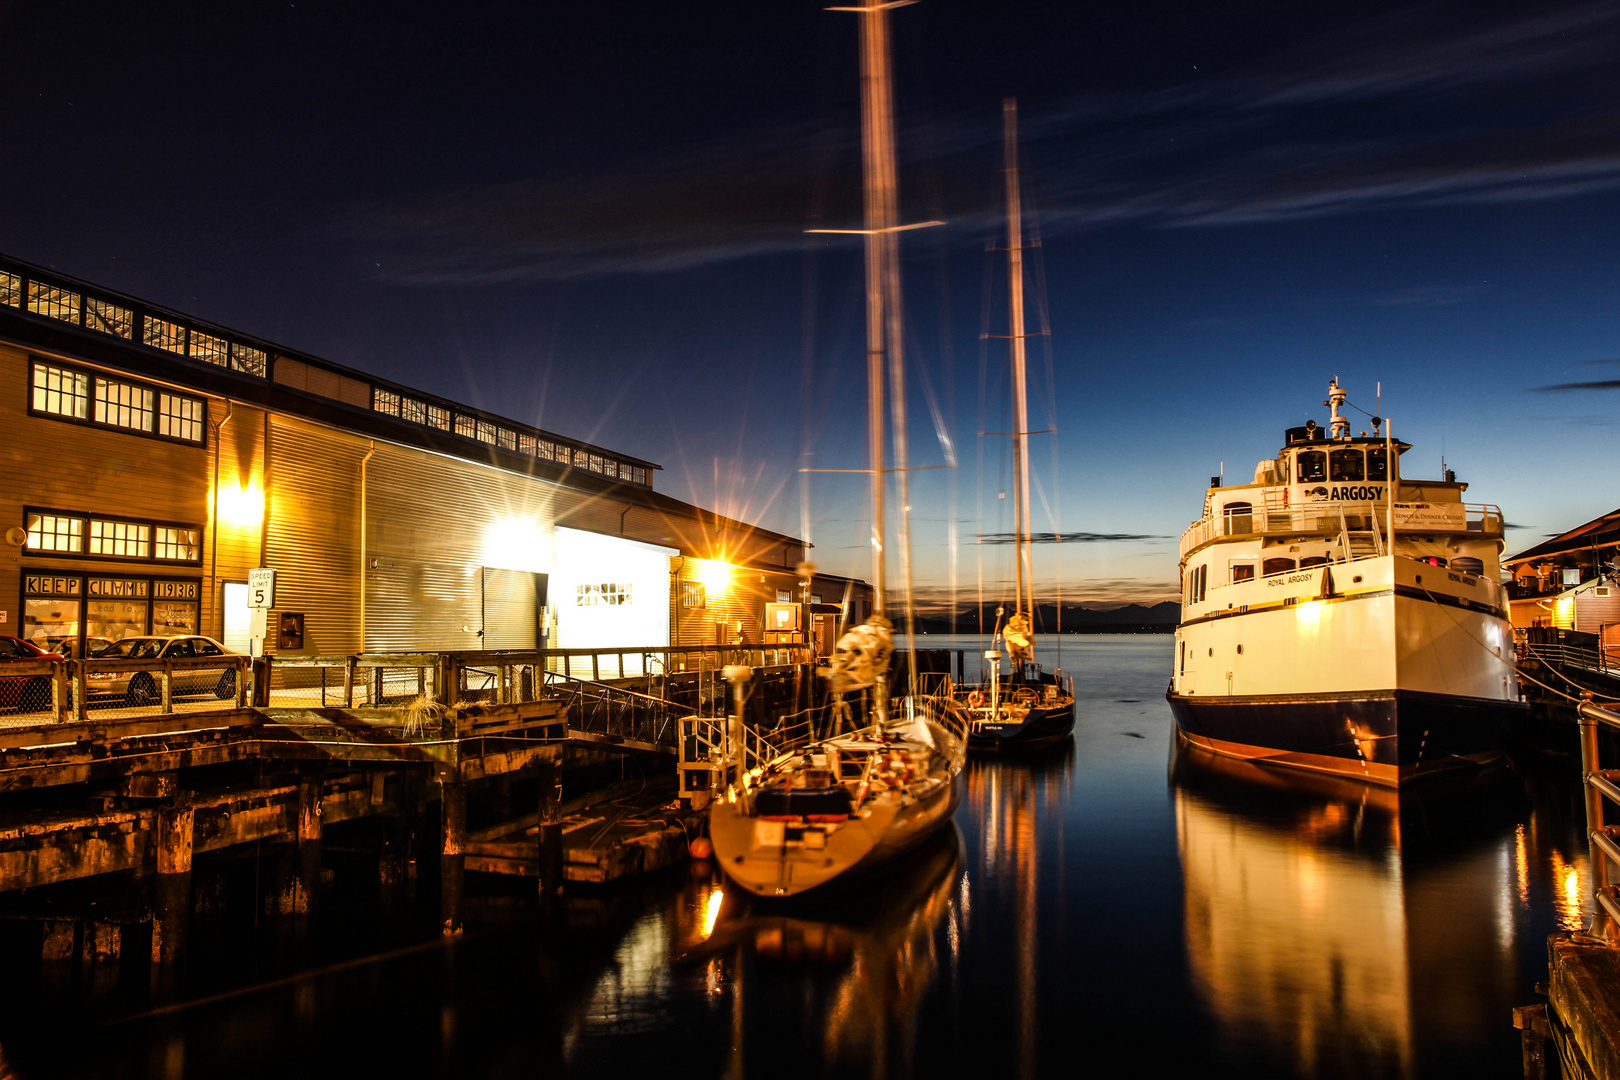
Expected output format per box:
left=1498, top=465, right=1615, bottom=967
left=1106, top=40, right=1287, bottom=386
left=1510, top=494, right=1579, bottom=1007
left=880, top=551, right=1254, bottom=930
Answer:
left=158, top=393, right=205, bottom=442
left=475, top=420, right=496, bottom=445
left=576, top=582, right=632, bottom=606
left=85, top=298, right=133, bottom=338
left=26, top=513, right=84, bottom=553
left=679, top=582, right=705, bottom=609
left=191, top=330, right=228, bottom=368
left=90, top=519, right=151, bottom=558
left=536, top=440, right=556, bottom=461
left=373, top=388, right=402, bottom=416
left=455, top=413, right=476, bottom=439
left=518, top=433, right=537, bottom=456
left=95, top=378, right=155, bottom=432
left=632, top=467, right=646, bottom=485
left=497, top=427, right=518, bottom=451
left=27, top=283, right=80, bottom=324
left=144, top=317, right=187, bottom=354
left=32, top=363, right=89, bottom=419
left=401, top=397, right=426, bottom=424
left=154, top=527, right=200, bottom=562
left=0, top=271, right=19, bottom=307
left=589, top=454, right=604, bottom=474
left=229, top=343, right=267, bottom=377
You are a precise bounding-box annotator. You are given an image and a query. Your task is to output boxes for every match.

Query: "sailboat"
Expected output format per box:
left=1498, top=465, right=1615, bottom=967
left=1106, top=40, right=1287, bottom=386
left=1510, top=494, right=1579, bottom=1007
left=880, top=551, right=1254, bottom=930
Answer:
left=959, top=99, right=1077, bottom=751
left=706, top=0, right=969, bottom=898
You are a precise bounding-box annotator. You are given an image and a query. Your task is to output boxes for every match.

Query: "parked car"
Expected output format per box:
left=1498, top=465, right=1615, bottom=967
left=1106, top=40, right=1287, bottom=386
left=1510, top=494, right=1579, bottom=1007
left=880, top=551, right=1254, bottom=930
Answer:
left=87, top=636, right=244, bottom=706
left=45, top=636, right=115, bottom=660
left=0, top=635, right=67, bottom=713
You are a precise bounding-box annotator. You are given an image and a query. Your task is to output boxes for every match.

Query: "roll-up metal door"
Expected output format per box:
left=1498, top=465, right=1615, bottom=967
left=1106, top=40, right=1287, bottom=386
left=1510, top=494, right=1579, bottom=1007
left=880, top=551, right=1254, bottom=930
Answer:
left=481, top=568, right=542, bottom=649
left=264, top=417, right=366, bottom=655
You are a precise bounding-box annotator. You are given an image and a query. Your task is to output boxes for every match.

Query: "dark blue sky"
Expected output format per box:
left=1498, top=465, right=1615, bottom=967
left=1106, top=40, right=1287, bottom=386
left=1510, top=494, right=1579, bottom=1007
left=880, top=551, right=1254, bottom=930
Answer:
left=5, top=0, right=1619, bottom=607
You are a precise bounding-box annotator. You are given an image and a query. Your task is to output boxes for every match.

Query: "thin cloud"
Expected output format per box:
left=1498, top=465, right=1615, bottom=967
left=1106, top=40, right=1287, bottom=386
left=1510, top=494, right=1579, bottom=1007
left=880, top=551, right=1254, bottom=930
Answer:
left=976, top=531, right=1170, bottom=544
left=354, top=1, right=1620, bottom=281
left=1532, top=380, right=1620, bottom=392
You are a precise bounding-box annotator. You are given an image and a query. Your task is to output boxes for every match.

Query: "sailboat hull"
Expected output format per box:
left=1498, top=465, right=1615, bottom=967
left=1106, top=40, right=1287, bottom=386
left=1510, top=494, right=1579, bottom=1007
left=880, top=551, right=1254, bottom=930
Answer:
left=711, top=775, right=963, bottom=898
left=967, top=700, right=1075, bottom=750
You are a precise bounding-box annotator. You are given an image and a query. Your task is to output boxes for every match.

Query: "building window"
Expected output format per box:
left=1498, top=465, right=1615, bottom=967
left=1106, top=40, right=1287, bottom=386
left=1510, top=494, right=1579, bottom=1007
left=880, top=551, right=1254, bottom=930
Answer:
left=90, top=519, right=152, bottom=559
left=401, top=397, right=426, bottom=424
left=26, top=513, right=85, bottom=553
left=497, top=427, right=518, bottom=451
left=680, top=582, right=705, bottom=609
left=0, top=271, right=19, bottom=307
left=154, top=527, right=201, bottom=562
left=85, top=298, right=133, bottom=338
left=475, top=420, right=497, bottom=445
left=518, top=433, right=537, bottom=456
left=32, top=363, right=90, bottom=419
left=229, top=343, right=267, bottom=376
left=27, top=283, right=80, bottom=324
left=776, top=589, right=793, bottom=602
left=157, top=393, right=205, bottom=442
left=454, top=413, right=476, bottom=439
left=95, top=378, right=156, bottom=432
left=632, top=467, right=646, bottom=485
left=426, top=404, right=451, bottom=431
left=190, top=330, right=229, bottom=368
left=144, top=316, right=187, bottom=355
left=373, top=388, right=402, bottom=416
left=576, top=583, right=632, bottom=606
left=536, top=440, right=556, bottom=461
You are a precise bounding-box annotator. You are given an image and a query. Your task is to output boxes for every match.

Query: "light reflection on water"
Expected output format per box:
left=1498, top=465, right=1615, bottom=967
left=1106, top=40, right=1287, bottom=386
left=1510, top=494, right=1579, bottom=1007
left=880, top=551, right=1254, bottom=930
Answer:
left=0, top=636, right=1600, bottom=1079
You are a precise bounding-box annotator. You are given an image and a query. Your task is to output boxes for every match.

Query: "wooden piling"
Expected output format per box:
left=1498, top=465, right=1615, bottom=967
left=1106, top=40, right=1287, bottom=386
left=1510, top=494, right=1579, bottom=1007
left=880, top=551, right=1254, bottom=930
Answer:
left=440, top=779, right=466, bottom=936
left=151, top=800, right=195, bottom=982
left=538, top=761, right=563, bottom=902
left=294, top=770, right=323, bottom=916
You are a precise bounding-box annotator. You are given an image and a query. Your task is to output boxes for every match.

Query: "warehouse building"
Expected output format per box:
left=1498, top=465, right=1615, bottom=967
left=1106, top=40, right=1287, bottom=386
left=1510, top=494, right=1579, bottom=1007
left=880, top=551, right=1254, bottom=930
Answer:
left=0, top=255, right=868, bottom=670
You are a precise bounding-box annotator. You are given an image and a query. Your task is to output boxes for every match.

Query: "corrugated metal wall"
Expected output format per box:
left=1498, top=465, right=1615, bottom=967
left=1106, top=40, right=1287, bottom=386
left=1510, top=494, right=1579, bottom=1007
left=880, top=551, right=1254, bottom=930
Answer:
left=363, top=442, right=557, bottom=651
left=201, top=404, right=265, bottom=639
left=264, top=416, right=366, bottom=655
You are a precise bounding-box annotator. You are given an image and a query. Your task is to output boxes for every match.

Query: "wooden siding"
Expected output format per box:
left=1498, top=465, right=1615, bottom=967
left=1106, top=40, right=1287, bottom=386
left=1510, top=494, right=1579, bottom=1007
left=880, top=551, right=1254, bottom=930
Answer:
left=0, top=344, right=209, bottom=640
left=1578, top=587, right=1620, bottom=635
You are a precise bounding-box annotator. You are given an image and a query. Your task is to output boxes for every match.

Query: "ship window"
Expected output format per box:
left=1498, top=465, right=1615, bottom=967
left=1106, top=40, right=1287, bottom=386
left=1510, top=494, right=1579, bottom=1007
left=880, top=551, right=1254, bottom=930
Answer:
left=1222, top=502, right=1253, bottom=535
left=1300, top=556, right=1328, bottom=569
left=1297, top=451, right=1326, bottom=483
left=1275, top=456, right=1290, bottom=484
left=1329, top=448, right=1364, bottom=482
left=1262, top=558, right=1296, bottom=576
left=1231, top=563, right=1255, bottom=583
left=1367, top=447, right=1388, bottom=481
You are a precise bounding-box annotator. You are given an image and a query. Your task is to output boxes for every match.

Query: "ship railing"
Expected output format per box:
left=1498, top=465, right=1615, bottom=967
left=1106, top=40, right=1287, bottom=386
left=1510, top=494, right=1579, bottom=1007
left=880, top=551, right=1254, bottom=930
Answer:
left=1574, top=699, right=1620, bottom=938
left=1181, top=499, right=1506, bottom=559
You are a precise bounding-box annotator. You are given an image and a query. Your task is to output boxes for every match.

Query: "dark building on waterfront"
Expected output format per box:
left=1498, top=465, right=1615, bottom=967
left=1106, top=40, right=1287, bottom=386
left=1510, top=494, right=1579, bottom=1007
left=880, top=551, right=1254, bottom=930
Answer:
left=0, top=254, right=868, bottom=664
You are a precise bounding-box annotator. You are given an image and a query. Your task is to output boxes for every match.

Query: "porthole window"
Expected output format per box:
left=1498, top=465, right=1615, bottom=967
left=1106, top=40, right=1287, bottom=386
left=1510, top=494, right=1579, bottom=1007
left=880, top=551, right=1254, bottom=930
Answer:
left=1236, top=644, right=1244, bottom=655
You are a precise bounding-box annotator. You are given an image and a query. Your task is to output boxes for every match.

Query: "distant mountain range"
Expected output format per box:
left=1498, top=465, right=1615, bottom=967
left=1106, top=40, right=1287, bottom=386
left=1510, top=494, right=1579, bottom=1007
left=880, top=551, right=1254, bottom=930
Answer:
left=908, top=602, right=1180, bottom=635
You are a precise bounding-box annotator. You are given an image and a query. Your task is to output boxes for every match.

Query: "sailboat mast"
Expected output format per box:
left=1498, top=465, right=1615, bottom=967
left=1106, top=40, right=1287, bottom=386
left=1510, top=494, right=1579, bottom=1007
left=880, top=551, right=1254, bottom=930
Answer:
left=1004, top=98, right=1034, bottom=621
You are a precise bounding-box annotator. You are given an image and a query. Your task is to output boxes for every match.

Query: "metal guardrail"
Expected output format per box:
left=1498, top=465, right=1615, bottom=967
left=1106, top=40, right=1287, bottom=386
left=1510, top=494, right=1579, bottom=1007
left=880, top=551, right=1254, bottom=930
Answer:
left=1521, top=641, right=1615, bottom=678
left=1576, top=699, right=1620, bottom=937
left=1179, top=498, right=1504, bottom=559
left=1, top=655, right=251, bottom=726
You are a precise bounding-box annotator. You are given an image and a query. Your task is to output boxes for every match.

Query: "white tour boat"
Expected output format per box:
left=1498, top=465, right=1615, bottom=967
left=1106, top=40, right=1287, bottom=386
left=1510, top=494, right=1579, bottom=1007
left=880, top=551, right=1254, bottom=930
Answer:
left=1166, top=379, right=1524, bottom=786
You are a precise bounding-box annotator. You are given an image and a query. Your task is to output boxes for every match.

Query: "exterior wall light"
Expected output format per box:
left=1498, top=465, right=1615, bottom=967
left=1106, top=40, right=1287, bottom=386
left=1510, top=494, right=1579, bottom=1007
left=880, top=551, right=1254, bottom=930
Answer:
left=699, top=560, right=733, bottom=594
left=217, top=481, right=264, bottom=528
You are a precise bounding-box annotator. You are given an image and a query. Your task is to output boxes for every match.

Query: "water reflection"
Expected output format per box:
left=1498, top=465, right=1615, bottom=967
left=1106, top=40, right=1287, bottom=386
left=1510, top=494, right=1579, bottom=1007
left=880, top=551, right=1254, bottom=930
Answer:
left=677, top=828, right=962, bottom=1078
left=1170, top=740, right=1585, bottom=1077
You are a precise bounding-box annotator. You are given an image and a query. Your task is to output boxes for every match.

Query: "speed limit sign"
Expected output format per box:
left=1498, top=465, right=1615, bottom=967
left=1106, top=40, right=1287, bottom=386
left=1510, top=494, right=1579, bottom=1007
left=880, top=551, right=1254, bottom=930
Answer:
left=248, top=568, right=276, bottom=609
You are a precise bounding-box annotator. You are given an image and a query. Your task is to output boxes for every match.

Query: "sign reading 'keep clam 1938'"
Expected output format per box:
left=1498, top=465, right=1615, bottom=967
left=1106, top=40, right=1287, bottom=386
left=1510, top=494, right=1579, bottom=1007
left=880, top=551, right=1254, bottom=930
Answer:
left=24, top=575, right=80, bottom=596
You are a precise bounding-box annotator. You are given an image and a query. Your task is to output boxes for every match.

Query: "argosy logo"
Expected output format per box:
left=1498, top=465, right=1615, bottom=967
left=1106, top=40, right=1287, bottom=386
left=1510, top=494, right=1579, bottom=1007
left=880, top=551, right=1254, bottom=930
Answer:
left=1307, top=485, right=1386, bottom=500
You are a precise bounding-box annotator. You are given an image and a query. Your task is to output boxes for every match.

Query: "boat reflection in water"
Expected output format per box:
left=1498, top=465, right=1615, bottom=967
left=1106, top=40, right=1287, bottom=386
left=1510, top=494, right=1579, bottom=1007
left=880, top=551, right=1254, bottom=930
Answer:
left=1172, top=740, right=1586, bottom=1077
left=681, top=826, right=963, bottom=1076
left=961, top=740, right=1074, bottom=1080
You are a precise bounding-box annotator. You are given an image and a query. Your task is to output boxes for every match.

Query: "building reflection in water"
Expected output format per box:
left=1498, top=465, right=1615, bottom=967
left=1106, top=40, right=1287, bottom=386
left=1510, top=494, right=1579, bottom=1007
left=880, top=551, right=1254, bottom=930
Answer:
left=1171, top=740, right=1589, bottom=1078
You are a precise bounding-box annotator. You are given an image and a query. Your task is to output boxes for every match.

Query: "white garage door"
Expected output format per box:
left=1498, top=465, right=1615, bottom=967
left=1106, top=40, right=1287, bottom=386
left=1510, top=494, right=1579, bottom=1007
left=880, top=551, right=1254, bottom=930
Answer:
left=550, top=528, right=676, bottom=677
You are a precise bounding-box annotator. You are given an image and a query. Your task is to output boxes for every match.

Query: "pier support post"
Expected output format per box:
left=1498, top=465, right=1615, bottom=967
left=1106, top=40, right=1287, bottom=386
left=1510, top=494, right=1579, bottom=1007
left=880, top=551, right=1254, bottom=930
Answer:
left=294, top=770, right=323, bottom=917
left=41, top=920, right=75, bottom=992
left=1581, top=701, right=1613, bottom=939
left=440, top=779, right=466, bottom=936
left=151, top=800, right=195, bottom=990
left=537, top=760, right=564, bottom=904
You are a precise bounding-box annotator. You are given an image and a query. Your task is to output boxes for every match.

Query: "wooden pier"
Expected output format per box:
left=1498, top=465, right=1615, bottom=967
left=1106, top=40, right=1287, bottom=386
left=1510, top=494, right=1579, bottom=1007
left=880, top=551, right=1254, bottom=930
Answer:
left=0, top=643, right=817, bottom=982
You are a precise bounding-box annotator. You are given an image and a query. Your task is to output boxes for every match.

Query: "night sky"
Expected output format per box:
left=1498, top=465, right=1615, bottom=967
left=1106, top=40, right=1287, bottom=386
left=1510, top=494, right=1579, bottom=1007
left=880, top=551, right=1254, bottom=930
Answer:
left=5, top=0, right=1620, bottom=609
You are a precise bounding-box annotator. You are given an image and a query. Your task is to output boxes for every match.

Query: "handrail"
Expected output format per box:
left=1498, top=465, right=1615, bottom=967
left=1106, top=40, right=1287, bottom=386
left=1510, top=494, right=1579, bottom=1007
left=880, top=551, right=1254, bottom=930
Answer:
left=1180, top=498, right=1506, bottom=560
left=1576, top=699, right=1620, bottom=938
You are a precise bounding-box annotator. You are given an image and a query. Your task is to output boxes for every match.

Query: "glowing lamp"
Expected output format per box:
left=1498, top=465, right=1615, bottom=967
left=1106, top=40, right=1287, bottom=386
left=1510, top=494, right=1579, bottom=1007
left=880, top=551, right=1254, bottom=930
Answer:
left=699, top=560, right=733, bottom=594
left=482, top=517, right=551, bottom=573
left=217, top=482, right=264, bottom=528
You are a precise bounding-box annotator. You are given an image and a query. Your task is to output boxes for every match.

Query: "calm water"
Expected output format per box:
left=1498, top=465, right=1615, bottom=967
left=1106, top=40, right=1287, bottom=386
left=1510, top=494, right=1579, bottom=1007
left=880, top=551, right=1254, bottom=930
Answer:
left=0, top=635, right=1593, bottom=1078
